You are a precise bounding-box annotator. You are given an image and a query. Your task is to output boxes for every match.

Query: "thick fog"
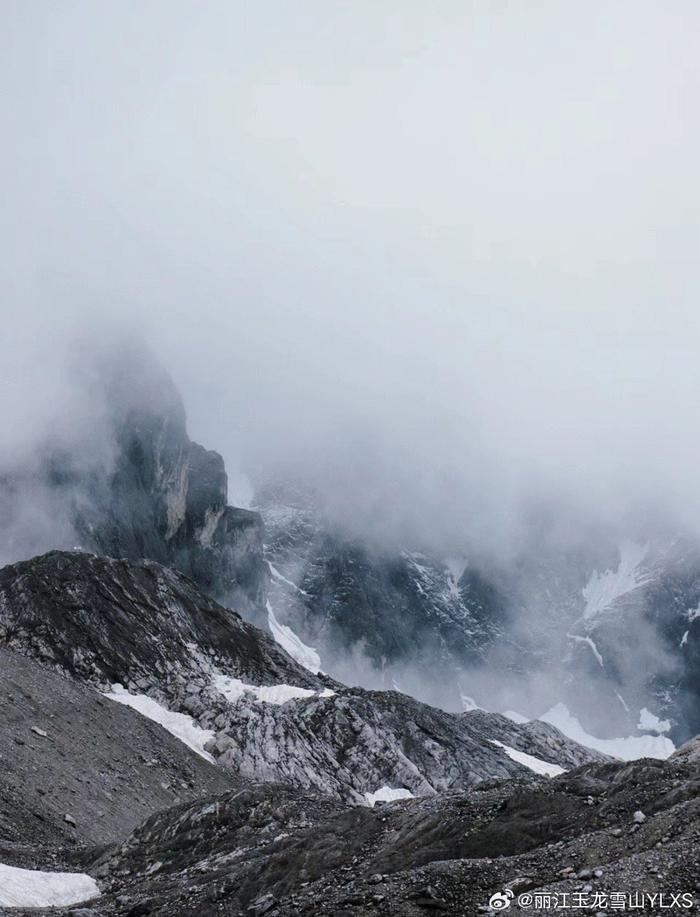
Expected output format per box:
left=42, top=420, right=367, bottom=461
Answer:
left=2, top=1, right=699, bottom=557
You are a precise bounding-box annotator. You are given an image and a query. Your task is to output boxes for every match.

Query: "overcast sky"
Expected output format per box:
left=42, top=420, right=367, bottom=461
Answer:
left=1, top=1, right=699, bottom=550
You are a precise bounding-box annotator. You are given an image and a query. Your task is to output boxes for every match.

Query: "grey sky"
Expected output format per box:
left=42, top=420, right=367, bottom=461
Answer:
left=1, top=1, right=699, bottom=550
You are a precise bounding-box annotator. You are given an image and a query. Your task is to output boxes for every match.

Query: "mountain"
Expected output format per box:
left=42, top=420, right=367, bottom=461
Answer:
left=258, top=484, right=700, bottom=744
left=2, top=346, right=697, bottom=747
left=256, top=483, right=508, bottom=710
left=0, top=551, right=604, bottom=808
left=2, top=548, right=697, bottom=916
left=0, top=354, right=699, bottom=915
left=0, top=343, right=268, bottom=618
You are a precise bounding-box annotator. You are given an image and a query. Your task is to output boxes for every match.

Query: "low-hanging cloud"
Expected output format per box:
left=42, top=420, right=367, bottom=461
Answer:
left=1, top=1, right=699, bottom=560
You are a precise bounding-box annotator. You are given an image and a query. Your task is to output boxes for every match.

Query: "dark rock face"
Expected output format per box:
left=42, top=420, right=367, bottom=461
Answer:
left=259, top=486, right=700, bottom=744
left=257, top=488, right=508, bottom=710
left=0, top=345, right=268, bottom=617
left=0, top=551, right=316, bottom=693
left=560, top=538, right=700, bottom=743
left=78, top=355, right=267, bottom=617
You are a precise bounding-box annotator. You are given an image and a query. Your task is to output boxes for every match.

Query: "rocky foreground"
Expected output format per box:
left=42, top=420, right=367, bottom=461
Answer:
left=0, top=551, right=698, bottom=916
left=1, top=737, right=699, bottom=915
left=76, top=741, right=700, bottom=915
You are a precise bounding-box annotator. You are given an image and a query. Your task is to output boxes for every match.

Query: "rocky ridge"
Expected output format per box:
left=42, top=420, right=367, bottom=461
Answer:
left=0, top=551, right=605, bottom=808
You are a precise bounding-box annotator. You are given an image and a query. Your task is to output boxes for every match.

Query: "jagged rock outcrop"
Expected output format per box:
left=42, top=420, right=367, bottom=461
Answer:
left=205, top=690, right=606, bottom=804
left=0, top=551, right=605, bottom=806
left=0, top=343, right=268, bottom=617
left=0, top=550, right=316, bottom=693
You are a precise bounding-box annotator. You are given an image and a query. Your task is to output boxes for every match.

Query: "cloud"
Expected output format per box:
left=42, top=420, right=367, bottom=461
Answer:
left=1, top=0, right=699, bottom=554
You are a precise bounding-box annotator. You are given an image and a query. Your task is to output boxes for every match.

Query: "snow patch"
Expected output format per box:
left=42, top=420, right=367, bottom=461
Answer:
left=582, top=541, right=649, bottom=623
left=0, top=863, right=100, bottom=908
left=491, top=740, right=565, bottom=777
left=105, top=685, right=215, bottom=763
left=267, top=601, right=320, bottom=674
left=213, top=673, right=316, bottom=705
left=637, top=707, right=671, bottom=734
left=364, top=786, right=415, bottom=807
left=541, top=702, right=675, bottom=760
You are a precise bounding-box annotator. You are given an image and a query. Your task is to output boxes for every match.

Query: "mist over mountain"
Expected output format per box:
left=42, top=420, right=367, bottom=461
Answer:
left=1, top=5, right=700, bottom=913
left=1, top=1, right=700, bottom=752
left=2, top=0, right=700, bottom=564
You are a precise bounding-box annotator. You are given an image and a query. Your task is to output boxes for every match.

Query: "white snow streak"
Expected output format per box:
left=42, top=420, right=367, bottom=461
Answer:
left=567, top=633, right=605, bottom=668
left=582, top=541, right=649, bottom=623
left=105, top=685, right=215, bottom=762
left=267, top=601, right=321, bottom=673
left=0, top=863, right=100, bottom=908
left=444, top=556, right=467, bottom=597
left=460, top=694, right=481, bottom=712
left=213, top=673, right=334, bottom=705
left=267, top=562, right=310, bottom=597
left=491, top=740, right=565, bottom=777
left=364, top=786, right=415, bottom=807
left=540, top=702, right=675, bottom=760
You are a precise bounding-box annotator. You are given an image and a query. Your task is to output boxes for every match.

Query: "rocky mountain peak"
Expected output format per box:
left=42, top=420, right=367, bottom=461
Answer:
left=0, top=343, right=268, bottom=617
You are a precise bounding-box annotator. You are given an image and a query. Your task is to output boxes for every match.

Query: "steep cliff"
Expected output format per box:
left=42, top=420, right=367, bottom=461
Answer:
left=0, top=344, right=268, bottom=617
